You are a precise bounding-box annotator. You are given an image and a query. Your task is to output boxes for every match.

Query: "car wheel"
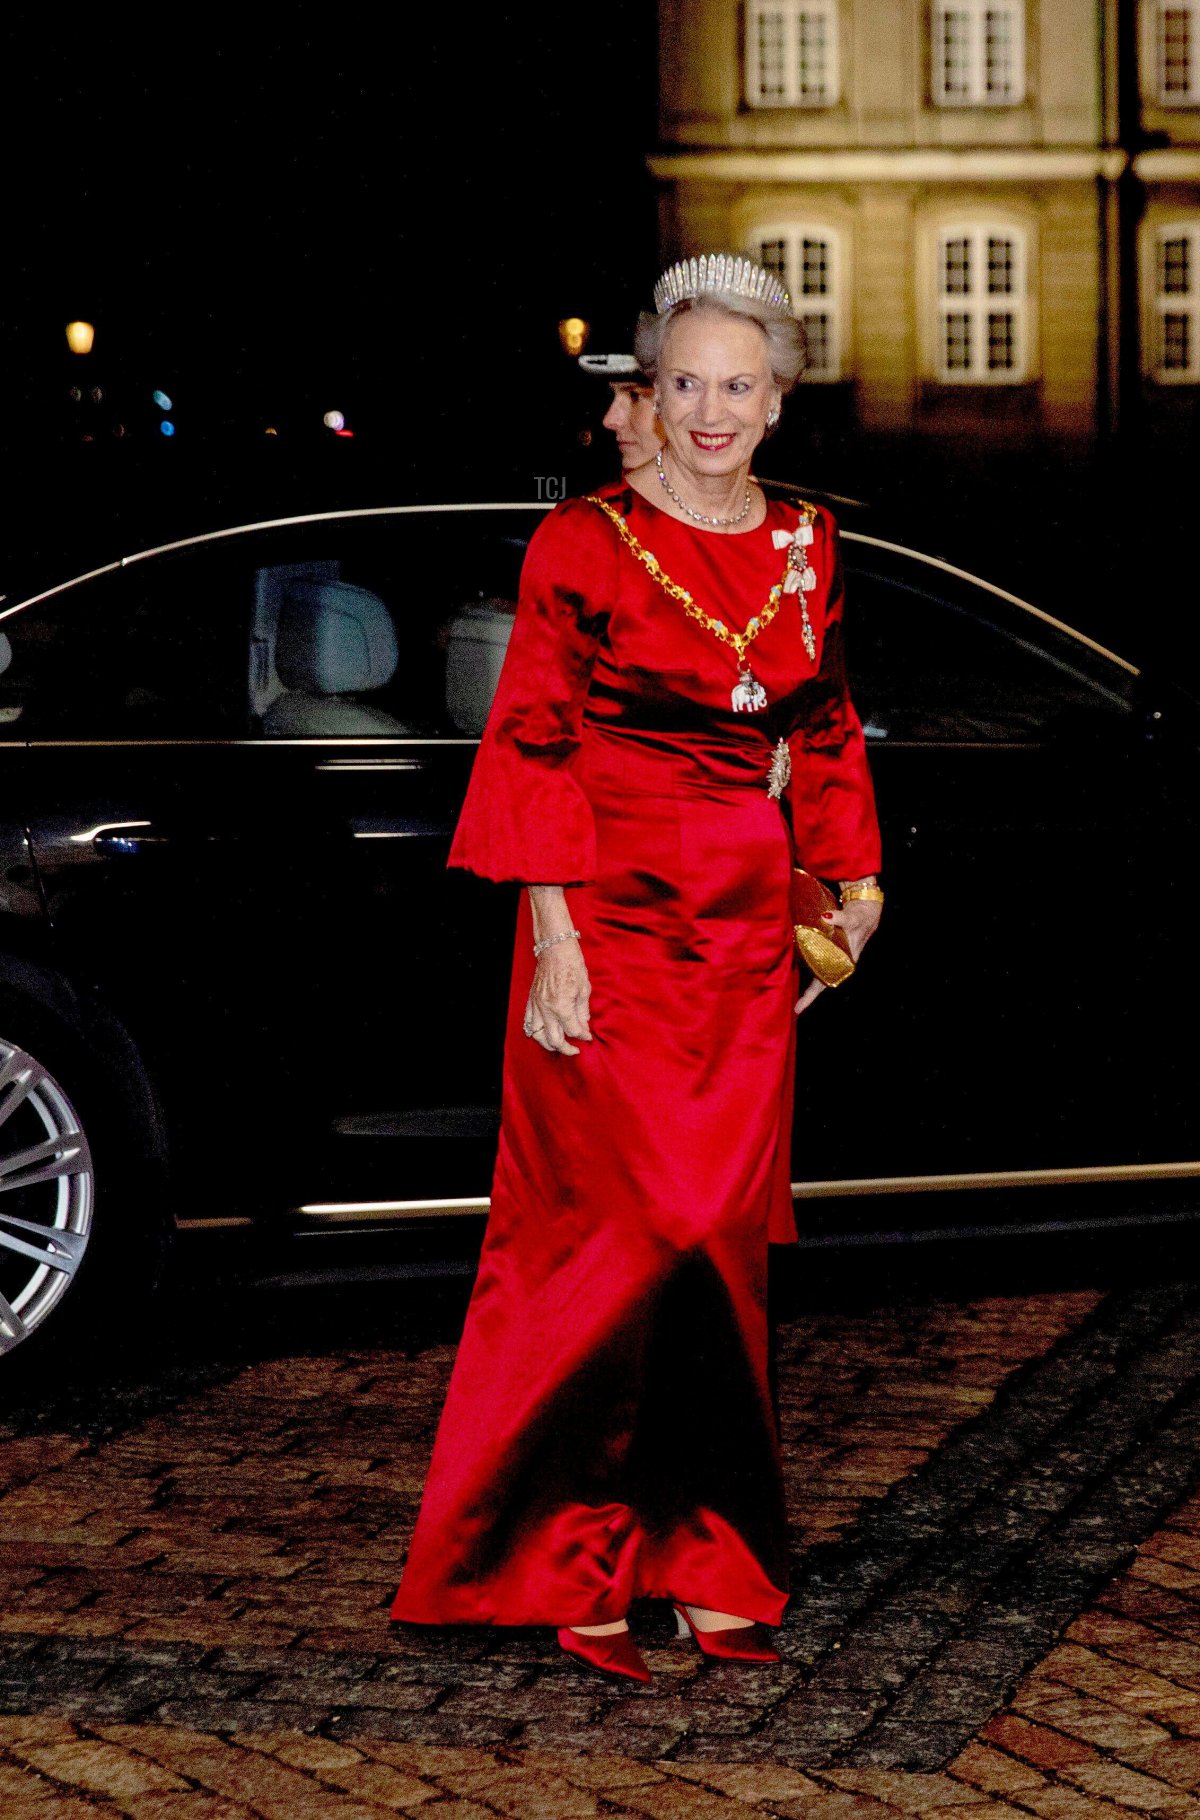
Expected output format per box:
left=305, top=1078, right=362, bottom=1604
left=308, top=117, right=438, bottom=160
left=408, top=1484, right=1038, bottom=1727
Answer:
left=0, top=992, right=167, bottom=1364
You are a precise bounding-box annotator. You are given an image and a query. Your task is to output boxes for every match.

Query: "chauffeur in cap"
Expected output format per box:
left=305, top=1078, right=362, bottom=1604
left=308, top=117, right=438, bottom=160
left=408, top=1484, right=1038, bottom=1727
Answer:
left=579, top=351, right=662, bottom=475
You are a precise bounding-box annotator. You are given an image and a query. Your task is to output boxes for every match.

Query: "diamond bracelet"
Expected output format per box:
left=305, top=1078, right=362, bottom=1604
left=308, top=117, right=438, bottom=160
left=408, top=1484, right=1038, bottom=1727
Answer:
left=532, top=928, right=583, bottom=958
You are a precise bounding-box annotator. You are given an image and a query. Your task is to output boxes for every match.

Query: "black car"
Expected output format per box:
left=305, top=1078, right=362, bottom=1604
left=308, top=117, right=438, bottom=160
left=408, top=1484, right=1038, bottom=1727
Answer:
left=0, top=496, right=1196, bottom=1361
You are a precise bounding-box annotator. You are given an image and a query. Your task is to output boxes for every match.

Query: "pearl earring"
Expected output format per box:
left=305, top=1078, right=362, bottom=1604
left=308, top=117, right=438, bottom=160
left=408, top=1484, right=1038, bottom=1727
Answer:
left=766, top=408, right=781, bottom=430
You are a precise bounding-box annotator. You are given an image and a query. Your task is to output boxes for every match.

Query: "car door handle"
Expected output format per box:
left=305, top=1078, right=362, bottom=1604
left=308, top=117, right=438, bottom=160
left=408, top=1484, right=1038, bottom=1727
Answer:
left=349, top=816, right=455, bottom=840
left=71, top=821, right=162, bottom=851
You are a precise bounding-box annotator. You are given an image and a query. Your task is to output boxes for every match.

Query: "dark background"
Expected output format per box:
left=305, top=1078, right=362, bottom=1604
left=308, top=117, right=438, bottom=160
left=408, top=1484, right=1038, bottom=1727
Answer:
left=2, top=10, right=658, bottom=563
left=0, top=10, right=1192, bottom=673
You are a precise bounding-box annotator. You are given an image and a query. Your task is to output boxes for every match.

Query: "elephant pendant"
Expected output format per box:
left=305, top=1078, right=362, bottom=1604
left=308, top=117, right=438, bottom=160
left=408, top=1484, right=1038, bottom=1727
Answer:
left=731, top=665, right=768, bottom=713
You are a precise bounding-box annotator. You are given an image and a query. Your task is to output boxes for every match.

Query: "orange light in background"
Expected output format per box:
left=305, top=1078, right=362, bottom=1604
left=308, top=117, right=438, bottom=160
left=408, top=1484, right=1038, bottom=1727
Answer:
left=65, top=321, right=95, bottom=355
left=558, top=317, right=590, bottom=357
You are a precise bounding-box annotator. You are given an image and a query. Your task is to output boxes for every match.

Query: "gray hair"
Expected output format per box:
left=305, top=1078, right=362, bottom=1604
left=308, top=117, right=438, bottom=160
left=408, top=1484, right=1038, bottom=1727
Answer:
left=634, top=294, right=806, bottom=394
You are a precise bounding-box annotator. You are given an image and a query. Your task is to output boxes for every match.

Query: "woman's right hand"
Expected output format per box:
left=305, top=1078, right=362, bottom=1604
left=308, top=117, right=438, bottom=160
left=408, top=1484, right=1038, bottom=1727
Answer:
left=524, top=940, right=592, bottom=1056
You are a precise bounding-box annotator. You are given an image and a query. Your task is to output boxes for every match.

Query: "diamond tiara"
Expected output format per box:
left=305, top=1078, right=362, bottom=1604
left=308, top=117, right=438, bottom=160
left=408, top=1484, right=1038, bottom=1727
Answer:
left=653, top=253, right=792, bottom=317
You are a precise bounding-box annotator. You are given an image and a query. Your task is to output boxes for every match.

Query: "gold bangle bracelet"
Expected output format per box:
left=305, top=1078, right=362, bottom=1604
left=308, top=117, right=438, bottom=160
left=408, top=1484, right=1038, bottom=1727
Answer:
left=840, top=885, right=885, bottom=904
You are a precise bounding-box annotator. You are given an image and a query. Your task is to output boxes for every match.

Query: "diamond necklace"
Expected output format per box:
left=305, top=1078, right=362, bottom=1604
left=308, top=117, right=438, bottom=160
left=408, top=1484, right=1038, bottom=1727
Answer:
left=655, top=449, right=752, bottom=527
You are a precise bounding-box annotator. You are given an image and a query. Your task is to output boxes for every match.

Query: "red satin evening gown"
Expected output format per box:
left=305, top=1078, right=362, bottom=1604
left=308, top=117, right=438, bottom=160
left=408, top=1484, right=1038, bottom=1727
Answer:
left=390, top=481, right=880, bottom=1629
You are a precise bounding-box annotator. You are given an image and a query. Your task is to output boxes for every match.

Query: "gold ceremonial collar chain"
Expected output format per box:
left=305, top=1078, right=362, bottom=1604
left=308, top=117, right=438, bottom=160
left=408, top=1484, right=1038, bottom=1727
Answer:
left=585, top=494, right=819, bottom=714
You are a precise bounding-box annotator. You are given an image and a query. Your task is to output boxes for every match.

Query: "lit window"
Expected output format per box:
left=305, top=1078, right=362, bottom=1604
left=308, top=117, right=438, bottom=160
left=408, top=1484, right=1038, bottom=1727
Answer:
left=932, top=1, right=1025, bottom=105
left=936, top=226, right=1028, bottom=381
left=755, top=9, right=788, bottom=101
left=1152, top=224, right=1200, bottom=380
left=1155, top=2, right=1200, bottom=104
left=759, top=239, right=790, bottom=287
left=753, top=230, right=842, bottom=381
left=746, top=1, right=840, bottom=107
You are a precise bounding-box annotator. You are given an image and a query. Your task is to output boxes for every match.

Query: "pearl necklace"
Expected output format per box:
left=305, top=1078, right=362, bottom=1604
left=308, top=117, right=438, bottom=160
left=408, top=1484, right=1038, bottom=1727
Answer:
left=655, top=449, right=752, bottom=527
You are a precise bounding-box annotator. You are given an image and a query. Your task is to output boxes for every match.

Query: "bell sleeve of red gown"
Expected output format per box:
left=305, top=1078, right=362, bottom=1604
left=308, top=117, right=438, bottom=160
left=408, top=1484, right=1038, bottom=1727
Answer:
left=788, top=510, right=882, bottom=882
left=447, top=498, right=613, bottom=885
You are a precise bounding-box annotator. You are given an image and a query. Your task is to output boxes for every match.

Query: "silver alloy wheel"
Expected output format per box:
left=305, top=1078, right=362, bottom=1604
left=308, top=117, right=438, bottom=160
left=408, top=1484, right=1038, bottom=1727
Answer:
left=0, top=1038, right=93, bottom=1355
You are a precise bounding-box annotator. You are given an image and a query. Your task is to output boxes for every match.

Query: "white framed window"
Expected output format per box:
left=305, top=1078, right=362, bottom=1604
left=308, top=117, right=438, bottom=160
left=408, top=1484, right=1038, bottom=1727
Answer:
left=745, top=0, right=840, bottom=107
left=1151, top=224, right=1200, bottom=380
left=755, top=230, right=843, bottom=380
left=1155, top=2, right=1200, bottom=104
left=935, top=225, right=1028, bottom=382
left=932, top=1, right=1025, bottom=105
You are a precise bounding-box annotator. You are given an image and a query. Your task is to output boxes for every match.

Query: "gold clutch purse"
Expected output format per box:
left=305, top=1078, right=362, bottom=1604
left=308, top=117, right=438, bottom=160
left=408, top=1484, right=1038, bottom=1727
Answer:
left=791, top=868, right=855, bottom=988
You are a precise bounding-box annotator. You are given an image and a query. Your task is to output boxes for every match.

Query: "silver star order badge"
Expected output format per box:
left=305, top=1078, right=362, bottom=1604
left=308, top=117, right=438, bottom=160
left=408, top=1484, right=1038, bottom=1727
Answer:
left=767, top=737, right=792, bottom=800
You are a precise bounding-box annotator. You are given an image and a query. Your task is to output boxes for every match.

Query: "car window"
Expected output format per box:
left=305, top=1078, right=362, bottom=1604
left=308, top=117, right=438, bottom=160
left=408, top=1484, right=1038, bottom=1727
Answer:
left=843, top=560, right=1135, bottom=743
left=0, top=511, right=544, bottom=744
left=0, top=555, right=251, bottom=739
left=242, top=512, right=537, bottom=740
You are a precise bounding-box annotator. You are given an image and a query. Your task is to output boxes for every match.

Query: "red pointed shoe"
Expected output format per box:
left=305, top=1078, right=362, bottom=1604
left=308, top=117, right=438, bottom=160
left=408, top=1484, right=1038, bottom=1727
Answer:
left=557, top=1625, right=652, bottom=1683
left=673, top=1603, right=780, bottom=1663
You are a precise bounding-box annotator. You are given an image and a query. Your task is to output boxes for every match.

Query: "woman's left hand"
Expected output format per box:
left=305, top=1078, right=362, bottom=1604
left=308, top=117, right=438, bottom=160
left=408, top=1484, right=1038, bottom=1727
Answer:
left=795, top=899, right=882, bottom=1017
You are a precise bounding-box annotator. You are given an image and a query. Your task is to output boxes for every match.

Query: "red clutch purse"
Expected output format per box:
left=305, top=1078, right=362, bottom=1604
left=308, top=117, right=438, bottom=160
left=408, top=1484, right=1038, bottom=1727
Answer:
left=791, top=869, right=855, bottom=988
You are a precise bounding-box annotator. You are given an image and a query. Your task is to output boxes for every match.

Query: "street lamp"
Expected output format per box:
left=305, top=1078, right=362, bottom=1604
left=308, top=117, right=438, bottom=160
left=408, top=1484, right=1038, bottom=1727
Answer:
left=558, top=317, right=590, bottom=357
left=65, top=321, right=95, bottom=355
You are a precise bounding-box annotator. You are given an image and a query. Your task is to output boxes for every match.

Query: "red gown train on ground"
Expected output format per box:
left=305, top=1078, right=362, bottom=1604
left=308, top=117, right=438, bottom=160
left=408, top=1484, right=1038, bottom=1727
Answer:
left=391, top=483, right=880, bottom=1628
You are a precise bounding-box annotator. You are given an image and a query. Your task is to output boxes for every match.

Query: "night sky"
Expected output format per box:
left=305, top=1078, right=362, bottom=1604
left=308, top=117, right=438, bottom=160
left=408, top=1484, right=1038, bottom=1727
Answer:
left=3, top=9, right=659, bottom=547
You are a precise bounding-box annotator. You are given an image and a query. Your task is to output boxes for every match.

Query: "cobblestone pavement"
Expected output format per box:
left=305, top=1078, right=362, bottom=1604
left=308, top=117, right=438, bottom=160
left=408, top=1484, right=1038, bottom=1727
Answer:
left=8, top=1279, right=1200, bottom=1813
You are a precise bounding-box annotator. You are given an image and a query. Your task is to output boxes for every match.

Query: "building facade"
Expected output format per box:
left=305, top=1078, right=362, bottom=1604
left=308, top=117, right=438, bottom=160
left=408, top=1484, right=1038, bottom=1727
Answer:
left=649, top=0, right=1200, bottom=444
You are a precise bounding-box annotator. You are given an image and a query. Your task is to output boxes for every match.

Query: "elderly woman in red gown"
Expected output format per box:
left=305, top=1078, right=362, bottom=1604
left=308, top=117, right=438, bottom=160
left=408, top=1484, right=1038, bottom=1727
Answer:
left=391, top=254, right=883, bottom=1683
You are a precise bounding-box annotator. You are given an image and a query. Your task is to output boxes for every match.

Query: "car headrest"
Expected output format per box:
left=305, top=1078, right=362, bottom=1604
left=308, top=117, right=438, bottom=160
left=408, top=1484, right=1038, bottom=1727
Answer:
left=276, top=581, right=398, bottom=696
left=444, top=600, right=514, bottom=736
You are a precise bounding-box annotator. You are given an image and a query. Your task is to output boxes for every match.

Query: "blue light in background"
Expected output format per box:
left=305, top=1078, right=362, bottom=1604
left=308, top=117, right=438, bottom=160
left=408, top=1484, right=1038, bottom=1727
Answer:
left=160, top=420, right=176, bottom=437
